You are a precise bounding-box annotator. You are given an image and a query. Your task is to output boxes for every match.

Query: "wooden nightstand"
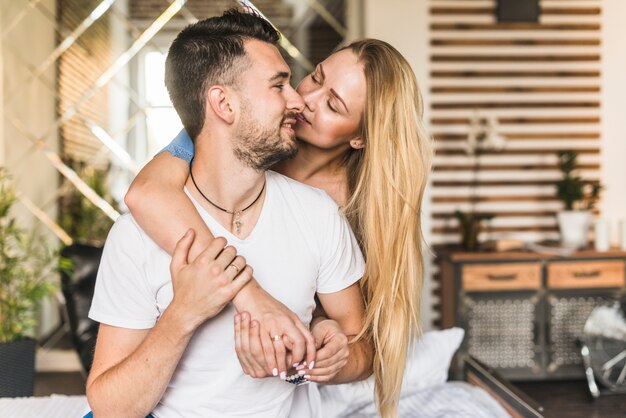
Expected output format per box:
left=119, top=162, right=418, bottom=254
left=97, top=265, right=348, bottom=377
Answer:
left=437, top=248, right=626, bottom=380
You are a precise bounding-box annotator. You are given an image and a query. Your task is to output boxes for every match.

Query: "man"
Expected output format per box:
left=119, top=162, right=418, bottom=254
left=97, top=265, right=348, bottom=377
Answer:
left=86, top=10, right=368, bottom=418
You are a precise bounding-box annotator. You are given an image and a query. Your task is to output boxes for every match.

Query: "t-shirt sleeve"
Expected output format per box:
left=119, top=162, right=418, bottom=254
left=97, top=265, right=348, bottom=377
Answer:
left=88, top=215, right=159, bottom=329
left=158, top=128, right=195, bottom=163
left=316, top=197, right=365, bottom=294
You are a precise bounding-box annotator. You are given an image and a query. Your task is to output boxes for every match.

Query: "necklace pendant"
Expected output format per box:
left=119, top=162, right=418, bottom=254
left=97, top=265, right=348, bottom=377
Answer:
left=233, top=211, right=243, bottom=235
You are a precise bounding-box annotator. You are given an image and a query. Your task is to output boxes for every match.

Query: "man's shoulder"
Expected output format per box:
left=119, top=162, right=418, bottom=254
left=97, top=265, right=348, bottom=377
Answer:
left=105, top=213, right=158, bottom=252
left=267, top=170, right=338, bottom=212
left=109, top=213, right=143, bottom=236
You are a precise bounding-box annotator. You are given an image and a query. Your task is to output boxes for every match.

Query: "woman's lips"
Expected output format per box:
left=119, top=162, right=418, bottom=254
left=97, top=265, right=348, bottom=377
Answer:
left=296, top=114, right=311, bottom=125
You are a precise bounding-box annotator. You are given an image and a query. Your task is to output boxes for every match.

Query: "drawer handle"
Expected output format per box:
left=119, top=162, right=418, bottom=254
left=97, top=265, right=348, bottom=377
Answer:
left=487, top=273, right=518, bottom=281
left=573, top=270, right=601, bottom=279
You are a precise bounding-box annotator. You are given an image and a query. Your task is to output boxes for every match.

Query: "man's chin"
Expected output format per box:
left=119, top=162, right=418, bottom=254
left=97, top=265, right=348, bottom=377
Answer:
left=281, top=130, right=297, bottom=143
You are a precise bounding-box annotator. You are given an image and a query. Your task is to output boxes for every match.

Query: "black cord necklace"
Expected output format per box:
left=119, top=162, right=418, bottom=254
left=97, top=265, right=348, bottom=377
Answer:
left=189, top=157, right=266, bottom=234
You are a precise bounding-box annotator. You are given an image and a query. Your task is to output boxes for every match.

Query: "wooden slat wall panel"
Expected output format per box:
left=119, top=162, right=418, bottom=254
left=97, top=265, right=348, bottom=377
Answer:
left=429, top=0, right=602, bottom=245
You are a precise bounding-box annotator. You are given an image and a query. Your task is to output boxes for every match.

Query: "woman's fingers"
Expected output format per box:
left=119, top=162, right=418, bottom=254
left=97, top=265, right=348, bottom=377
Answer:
left=258, top=324, right=278, bottom=377
left=311, top=345, right=347, bottom=370
left=271, top=330, right=288, bottom=380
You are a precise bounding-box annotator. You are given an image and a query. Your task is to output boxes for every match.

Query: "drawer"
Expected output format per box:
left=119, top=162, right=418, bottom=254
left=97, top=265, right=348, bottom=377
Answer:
left=547, top=260, right=625, bottom=289
left=462, top=263, right=542, bottom=292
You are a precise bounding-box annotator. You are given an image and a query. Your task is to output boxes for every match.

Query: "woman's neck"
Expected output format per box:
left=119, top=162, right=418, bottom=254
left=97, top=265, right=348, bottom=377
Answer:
left=274, top=140, right=349, bottom=206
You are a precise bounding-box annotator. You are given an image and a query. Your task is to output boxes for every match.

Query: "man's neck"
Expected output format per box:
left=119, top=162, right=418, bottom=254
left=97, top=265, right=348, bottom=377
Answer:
left=185, top=132, right=266, bottom=236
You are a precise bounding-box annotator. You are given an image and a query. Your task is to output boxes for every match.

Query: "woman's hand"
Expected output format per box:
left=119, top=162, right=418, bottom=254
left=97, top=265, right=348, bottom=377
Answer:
left=306, top=319, right=350, bottom=383
left=232, top=288, right=316, bottom=379
left=234, top=311, right=317, bottom=382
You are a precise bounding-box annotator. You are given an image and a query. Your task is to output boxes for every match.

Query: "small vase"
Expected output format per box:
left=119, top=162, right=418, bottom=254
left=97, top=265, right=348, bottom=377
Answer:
left=557, top=211, right=591, bottom=249
left=460, top=216, right=482, bottom=252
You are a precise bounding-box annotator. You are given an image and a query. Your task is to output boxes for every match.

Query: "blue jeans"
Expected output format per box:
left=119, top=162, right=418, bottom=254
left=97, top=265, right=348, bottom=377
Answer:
left=83, top=413, right=154, bottom=418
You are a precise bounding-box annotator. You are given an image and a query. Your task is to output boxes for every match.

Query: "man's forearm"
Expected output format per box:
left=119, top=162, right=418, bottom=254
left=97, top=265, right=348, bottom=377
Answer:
left=328, top=337, right=374, bottom=384
left=231, top=277, right=264, bottom=311
left=87, top=306, right=195, bottom=418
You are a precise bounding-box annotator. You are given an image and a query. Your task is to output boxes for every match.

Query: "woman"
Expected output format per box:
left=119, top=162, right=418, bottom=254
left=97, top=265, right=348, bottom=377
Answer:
left=125, top=39, right=432, bottom=417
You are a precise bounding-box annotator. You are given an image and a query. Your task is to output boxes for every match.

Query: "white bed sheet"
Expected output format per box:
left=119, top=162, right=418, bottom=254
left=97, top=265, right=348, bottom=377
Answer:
left=0, top=383, right=510, bottom=418
left=322, top=381, right=511, bottom=418
left=0, top=394, right=89, bottom=418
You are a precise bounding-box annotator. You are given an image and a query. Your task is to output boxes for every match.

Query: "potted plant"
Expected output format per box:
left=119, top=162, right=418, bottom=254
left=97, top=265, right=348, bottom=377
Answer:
left=58, top=160, right=117, bottom=246
left=555, top=150, right=602, bottom=249
left=0, top=168, right=66, bottom=397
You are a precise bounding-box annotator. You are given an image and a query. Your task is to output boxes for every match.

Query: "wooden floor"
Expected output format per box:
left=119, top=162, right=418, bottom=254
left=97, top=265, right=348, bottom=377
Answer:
left=513, top=379, right=626, bottom=418
left=35, top=372, right=85, bottom=396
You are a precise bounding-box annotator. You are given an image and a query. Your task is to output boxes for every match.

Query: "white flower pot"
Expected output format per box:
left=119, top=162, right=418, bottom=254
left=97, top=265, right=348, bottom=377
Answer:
left=557, top=211, right=591, bottom=249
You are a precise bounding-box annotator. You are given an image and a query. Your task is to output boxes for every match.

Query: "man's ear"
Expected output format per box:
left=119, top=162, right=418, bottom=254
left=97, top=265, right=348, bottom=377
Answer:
left=349, top=136, right=365, bottom=150
left=207, top=86, right=235, bottom=124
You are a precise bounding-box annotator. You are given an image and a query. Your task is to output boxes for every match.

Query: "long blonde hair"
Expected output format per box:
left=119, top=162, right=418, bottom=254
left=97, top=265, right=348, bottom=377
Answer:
left=342, top=39, right=433, bottom=418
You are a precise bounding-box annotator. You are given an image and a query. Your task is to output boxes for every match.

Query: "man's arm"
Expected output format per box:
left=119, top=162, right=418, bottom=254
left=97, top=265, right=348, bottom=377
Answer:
left=86, top=309, right=194, bottom=417
left=86, top=230, right=252, bottom=417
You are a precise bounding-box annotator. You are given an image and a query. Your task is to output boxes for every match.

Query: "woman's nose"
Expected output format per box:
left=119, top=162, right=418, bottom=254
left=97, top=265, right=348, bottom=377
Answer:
left=301, top=88, right=321, bottom=111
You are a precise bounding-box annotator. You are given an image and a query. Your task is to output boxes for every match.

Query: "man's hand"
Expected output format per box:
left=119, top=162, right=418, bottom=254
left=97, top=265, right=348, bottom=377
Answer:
left=306, top=319, right=350, bottom=383
left=234, top=313, right=273, bottom=378
left=169, top=229, right=253, bottom=329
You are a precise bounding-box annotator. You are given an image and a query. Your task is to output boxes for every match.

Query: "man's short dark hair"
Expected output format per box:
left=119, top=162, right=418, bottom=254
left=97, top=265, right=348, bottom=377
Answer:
left=165, top=9, right=280, bottom=140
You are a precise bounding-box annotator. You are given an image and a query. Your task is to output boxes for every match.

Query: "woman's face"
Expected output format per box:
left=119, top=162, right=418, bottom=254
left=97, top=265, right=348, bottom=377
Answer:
left=295, top=49, right=366, bottom=150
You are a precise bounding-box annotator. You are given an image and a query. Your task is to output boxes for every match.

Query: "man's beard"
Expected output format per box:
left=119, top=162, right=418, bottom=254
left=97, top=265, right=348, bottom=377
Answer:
left=233, top=100, right=298, bottom=171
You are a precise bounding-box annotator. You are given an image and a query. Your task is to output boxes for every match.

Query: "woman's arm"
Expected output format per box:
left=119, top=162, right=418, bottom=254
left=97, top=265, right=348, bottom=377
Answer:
left=125, top=150, right=316, bottom=375
left=314, top=284, right=374, bottom=383
left=125, top=152, right=213, bottom=260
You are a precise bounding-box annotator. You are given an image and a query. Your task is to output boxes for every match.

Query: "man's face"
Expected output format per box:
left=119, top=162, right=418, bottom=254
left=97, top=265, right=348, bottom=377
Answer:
left=231, top=39, right=304, bottom=171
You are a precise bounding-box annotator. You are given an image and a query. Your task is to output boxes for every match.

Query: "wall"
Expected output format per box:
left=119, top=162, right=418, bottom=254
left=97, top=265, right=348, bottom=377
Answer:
left=0, top=3, right=4, bottom=166
left=600, top=0, right=626, bottom=245
left=1, top=0, right=61, bottom=335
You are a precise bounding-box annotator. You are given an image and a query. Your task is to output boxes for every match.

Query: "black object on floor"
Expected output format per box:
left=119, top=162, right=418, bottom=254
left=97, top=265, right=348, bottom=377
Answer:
left=60, top=244, right=103, bottom=374
left=0, top=338, right=36, bottom=397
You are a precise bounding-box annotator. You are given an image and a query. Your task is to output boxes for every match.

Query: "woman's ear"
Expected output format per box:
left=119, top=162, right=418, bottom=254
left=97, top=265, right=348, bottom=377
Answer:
left=207, top=86, right=235, bottom=124
left=349, top=137, right=365, bottom=150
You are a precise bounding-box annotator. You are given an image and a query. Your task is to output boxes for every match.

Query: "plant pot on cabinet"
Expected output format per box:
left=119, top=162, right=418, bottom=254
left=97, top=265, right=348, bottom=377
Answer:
left=0, top=338, right=37, bottom=397
left=557, top=211, right=591, bottom=249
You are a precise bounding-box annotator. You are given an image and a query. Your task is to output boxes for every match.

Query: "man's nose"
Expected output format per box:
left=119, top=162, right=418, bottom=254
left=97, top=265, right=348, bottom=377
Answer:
left=286, top=85, right=305, bottom=113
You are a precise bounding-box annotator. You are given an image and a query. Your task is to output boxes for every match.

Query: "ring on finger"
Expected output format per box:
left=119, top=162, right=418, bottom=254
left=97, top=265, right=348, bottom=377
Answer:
left=272, top=335, right=282, bottom=342
left=228, top=264, right=240, bottom=273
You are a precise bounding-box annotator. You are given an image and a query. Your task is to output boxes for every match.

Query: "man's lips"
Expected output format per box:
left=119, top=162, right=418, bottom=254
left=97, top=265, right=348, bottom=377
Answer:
left=281, top=118, right=296, bottom=131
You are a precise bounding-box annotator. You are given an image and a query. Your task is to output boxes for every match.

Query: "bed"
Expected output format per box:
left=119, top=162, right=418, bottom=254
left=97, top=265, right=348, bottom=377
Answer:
left=0, top=329, right=543, bottom=418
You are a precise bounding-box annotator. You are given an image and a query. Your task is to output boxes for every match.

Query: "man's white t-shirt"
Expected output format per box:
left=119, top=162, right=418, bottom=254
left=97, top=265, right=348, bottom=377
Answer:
left=89, top=170, right=365, bottom=418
